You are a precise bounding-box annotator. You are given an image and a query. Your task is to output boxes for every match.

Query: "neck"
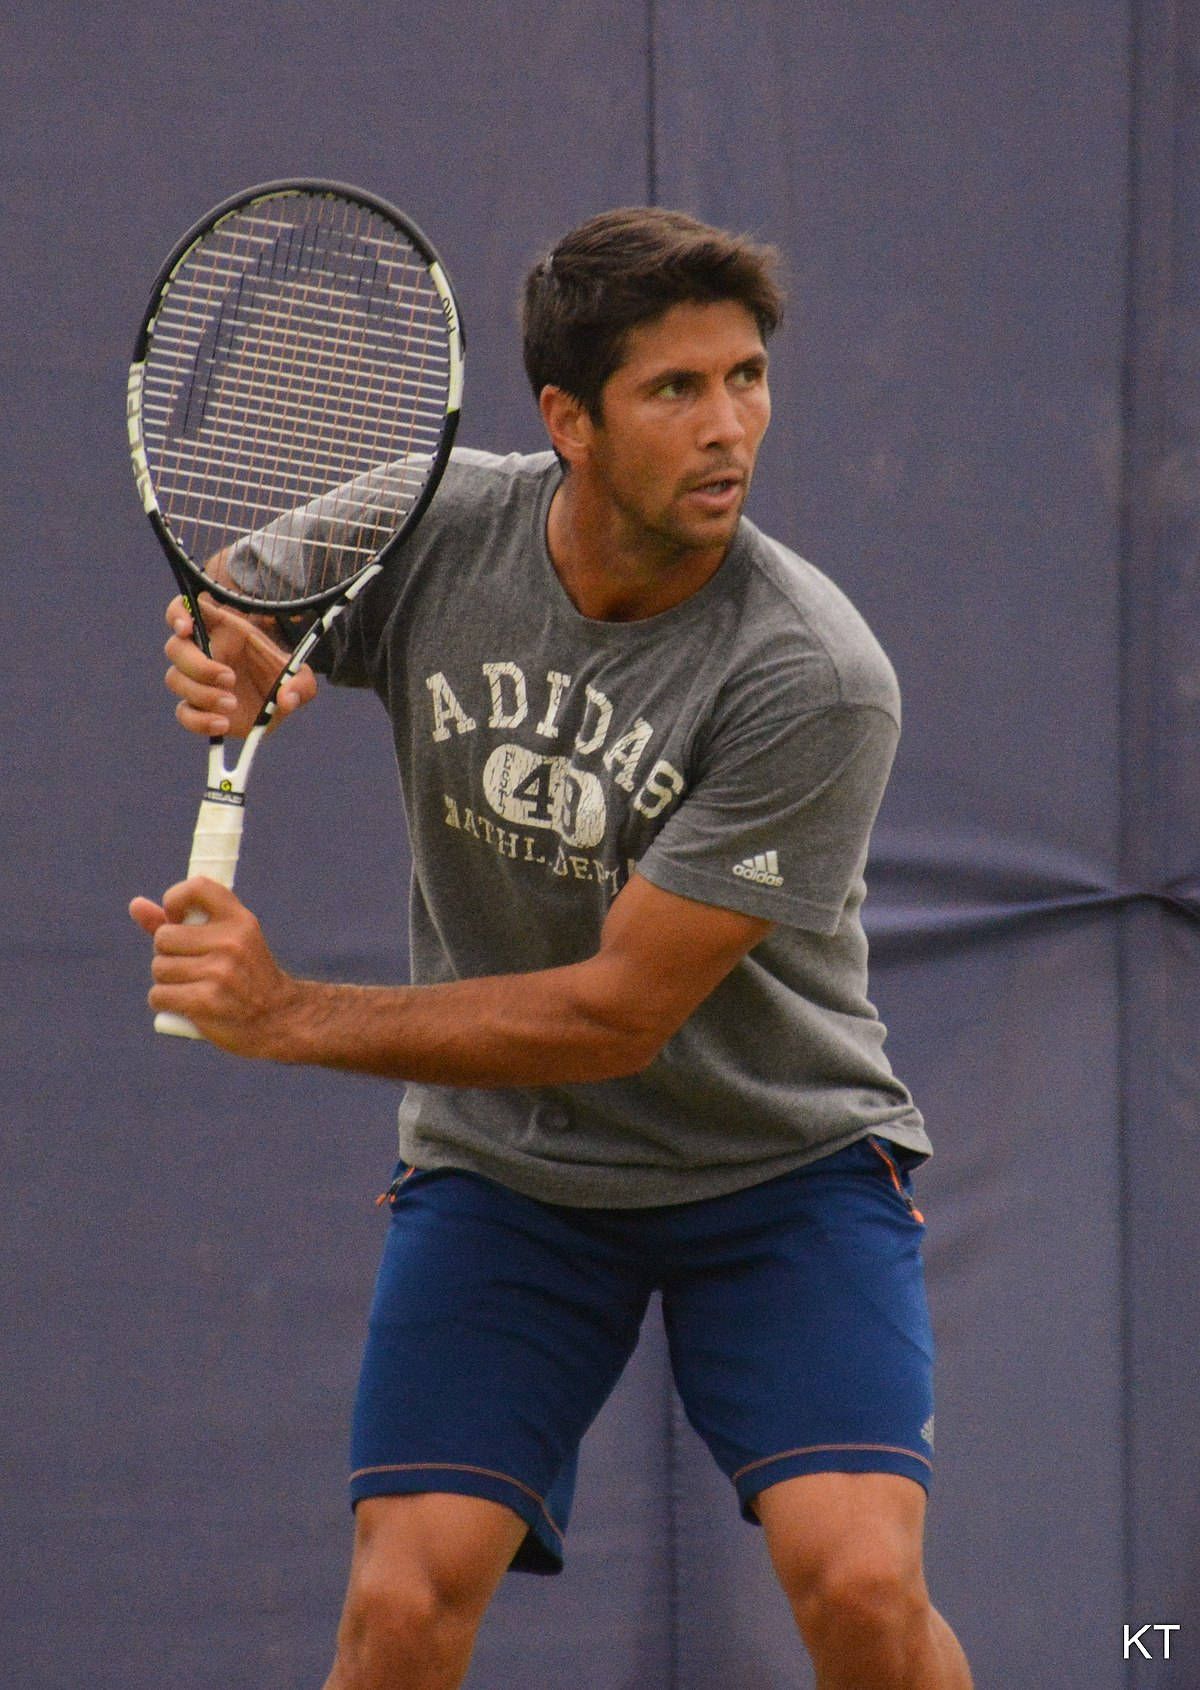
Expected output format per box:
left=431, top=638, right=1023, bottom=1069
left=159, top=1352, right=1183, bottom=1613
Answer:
left=546, top=477, right=729, bottom=622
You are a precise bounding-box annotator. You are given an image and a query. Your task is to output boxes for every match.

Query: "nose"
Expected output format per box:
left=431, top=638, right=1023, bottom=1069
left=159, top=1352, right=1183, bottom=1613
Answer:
left=696, top=382, right=747, bottom=451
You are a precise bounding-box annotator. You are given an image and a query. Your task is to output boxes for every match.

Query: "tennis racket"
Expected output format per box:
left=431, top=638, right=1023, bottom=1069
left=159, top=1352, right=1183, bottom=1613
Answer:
left=128, top=179, right=464, bottom=1038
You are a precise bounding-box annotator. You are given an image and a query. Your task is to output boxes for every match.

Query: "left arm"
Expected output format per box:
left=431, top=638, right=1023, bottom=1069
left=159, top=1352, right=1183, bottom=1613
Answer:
left=129, top=872, right=771, bottom=1084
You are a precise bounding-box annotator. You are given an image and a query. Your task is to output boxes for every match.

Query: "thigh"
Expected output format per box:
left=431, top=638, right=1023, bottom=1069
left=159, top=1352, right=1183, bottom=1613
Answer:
left=345, top=1491, right=527, bottom=1610
left=661, top=1138, right=936, bottom=1517
left=755, top=1470, right=929, bottom=1592
left=351, top=1168, right=652, bottom=1572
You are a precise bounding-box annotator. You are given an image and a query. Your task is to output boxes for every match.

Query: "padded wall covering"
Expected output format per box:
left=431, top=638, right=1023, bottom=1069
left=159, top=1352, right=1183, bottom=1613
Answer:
left=2, top=4, right=1195, bottom=1686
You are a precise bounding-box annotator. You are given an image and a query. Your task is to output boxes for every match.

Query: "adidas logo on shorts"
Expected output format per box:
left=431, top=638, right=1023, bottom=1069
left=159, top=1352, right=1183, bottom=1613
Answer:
left=733, top=850, right=783, bottom=887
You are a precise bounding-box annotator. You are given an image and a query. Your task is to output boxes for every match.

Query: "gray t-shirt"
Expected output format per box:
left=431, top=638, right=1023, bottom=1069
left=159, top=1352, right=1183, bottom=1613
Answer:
left=245, top=447, right=928, bottom=1204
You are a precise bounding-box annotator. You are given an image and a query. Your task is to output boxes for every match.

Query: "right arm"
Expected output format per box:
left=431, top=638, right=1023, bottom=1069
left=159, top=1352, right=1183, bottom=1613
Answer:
left=163, top=592, right=318, bottom=738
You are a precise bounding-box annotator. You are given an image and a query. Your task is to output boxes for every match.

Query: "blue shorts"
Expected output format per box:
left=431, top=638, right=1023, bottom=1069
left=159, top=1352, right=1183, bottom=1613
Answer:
left=350, top=1135, right=934, bottom=1574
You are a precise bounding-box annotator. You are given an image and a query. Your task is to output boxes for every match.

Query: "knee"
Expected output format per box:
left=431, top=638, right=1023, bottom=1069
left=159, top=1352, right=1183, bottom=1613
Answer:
left=342, top=1557, right=445, bottom=1641
left=329, top=1493, right=524, bottom=1688
left=788, top=1548, right=931, bottom=1656
left=333, top=1561, right=479, bottom=1687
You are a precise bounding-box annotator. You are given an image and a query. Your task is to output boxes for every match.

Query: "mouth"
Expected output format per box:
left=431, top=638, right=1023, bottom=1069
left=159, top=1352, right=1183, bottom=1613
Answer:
left=682, top=470, right=746, bottom=514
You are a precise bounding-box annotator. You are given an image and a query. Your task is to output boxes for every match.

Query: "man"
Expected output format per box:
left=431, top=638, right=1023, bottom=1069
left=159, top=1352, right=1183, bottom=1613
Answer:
left=131, top=207, right=971, bottom=1690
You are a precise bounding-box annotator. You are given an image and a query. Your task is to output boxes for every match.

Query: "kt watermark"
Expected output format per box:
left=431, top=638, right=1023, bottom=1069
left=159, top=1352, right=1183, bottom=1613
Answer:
left=1124, top=1623, right=1180, bottom=1660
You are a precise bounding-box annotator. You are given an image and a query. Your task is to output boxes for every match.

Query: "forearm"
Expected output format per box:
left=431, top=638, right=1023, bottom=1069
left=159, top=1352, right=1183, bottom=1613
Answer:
left=138, top=872, right=768, bottom=1080
left=263, top=961, right=664, bottom=1085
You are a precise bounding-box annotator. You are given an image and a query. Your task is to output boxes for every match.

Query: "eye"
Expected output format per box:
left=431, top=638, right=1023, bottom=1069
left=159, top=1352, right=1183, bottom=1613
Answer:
left=731, top=362, right=767, bottom=390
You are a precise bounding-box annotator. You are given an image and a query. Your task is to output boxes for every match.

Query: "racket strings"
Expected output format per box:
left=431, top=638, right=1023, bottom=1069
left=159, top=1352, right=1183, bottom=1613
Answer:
left=177, top=232, right=442, bottom=562
left=139, top=191, right=453, bottom=606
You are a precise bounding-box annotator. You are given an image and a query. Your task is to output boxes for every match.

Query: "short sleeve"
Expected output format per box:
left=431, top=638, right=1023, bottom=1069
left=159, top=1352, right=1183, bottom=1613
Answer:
left=636, top=700, right=899, bottom=933
left=223, top=460, right=437, bottom=685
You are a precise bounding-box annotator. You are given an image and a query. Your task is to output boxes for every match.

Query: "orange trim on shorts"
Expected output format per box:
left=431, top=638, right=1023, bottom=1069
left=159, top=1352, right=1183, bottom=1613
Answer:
left=375, top=1166, right=416, bottom=1207
left=348, top=1460, right=565, bottom=1545
left=868, top=1138, right=925, bottom=1225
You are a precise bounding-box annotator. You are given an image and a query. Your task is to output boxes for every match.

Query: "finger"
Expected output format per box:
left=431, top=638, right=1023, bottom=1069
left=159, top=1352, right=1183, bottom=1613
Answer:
left=164, top=651, right=237, bottom=721
left=164, top=624, right=236, bottom=684
left=163, top=624, right=239, bottom=732
left=167, top=688, right=237, bottom=737
left=150, top=947, right=208, bottom=981
left=175, top=701, right=231, bottom=736
left=160, top=875, right=244, bottom=927
left=152, top=932, right=227, bottom=979
left=147, top=975, right=218, bottom=1025
left=165, top=595, right=253, bottom=673
left=197, top=593, right=266, bottom=646
left=128, top=895, right=167, bottom=936
left=164, top=659, right=238, bottom=705
left=166, top=594, right=196, bottom=638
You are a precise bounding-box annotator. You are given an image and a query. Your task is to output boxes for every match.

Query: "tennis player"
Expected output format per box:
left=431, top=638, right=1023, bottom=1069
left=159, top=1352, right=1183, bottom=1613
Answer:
left=131, top=207, right=972, bottom=1690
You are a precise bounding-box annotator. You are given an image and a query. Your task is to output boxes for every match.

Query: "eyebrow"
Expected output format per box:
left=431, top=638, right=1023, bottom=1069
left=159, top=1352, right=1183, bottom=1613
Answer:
left=640, top=350, right=769, bottom=391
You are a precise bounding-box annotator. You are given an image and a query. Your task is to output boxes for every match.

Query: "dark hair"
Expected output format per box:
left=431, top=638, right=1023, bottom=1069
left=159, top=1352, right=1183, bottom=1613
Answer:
left=521, top=207, right=785, bottom=418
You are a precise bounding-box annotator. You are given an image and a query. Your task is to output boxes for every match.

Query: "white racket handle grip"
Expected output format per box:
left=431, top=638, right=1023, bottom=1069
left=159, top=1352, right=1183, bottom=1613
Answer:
left=184, top=791, right=246, bottom=886
left=155, top=795, right=246, bottom=1040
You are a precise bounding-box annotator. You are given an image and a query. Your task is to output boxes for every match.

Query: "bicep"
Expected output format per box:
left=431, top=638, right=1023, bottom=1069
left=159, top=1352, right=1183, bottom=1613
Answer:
left=638, top=703, right=898, bottom=934
left=582, top=872, right=772, bottom=1059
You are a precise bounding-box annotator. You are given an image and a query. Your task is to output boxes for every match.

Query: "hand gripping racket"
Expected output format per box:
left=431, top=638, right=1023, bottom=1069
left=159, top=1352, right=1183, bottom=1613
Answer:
left=128, top=180, right=464, bottom=1037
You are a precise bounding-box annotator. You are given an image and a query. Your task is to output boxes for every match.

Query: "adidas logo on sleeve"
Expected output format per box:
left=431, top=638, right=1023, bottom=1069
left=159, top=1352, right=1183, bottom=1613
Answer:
left=733, top=850, right=783, bottom=887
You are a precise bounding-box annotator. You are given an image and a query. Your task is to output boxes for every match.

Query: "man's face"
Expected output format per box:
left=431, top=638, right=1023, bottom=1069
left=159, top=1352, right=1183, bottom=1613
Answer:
left=582, top=298, right=771, bottom=563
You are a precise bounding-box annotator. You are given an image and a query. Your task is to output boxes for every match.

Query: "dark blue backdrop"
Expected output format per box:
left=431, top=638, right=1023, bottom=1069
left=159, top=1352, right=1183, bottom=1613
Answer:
left=2, top=3, right=1196, bottom=1686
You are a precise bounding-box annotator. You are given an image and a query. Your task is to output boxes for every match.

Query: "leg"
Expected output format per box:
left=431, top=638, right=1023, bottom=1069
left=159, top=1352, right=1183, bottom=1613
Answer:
left=352, top=1169, right=650, bottom=1572
left=659, top=1141, right=968, bottom=1684
left=322, top=1492, right=526, bottom=1690
left=756, top=1472, right=972, bottom=1690
left=332, top=1166, right=651, bottom=1681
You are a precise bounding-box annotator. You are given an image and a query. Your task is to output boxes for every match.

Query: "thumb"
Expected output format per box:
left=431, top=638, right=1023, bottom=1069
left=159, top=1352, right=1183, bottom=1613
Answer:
left=129, top=895, right=167, bottom=936
left=273, top=661, right=318, bottom=719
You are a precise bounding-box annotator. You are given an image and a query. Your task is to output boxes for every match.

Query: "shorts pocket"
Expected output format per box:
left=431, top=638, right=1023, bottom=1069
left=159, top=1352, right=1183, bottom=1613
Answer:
left=866, top=1136, right=925, bottom=1225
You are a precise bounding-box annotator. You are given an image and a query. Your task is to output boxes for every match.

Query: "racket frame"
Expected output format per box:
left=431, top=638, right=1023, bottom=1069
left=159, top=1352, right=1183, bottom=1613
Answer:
left=127, top=179, right=464, bottom=1038
left=128, top=177, right=464, bottom=620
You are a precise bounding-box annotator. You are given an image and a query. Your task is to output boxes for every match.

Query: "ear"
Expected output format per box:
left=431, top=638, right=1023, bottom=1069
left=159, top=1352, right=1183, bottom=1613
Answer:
left=538, top=385, right=595, bottom=468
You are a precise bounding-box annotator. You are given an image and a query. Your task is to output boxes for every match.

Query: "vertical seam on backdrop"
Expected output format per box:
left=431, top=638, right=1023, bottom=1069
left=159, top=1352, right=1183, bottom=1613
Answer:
left=1115, top=0, right=1180, bottom=1666
left=665, top=1338, right=681, bottom=1690
left=645, top=0, right=659, bottom=203
left=1118, top=0, right=1176, bottom=884
left=646, top=20, right=666, bottom=1682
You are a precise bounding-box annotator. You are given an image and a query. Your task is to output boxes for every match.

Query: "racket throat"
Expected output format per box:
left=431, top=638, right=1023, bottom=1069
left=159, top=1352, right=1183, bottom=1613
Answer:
left=187, top=753, right=248, bottom=890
